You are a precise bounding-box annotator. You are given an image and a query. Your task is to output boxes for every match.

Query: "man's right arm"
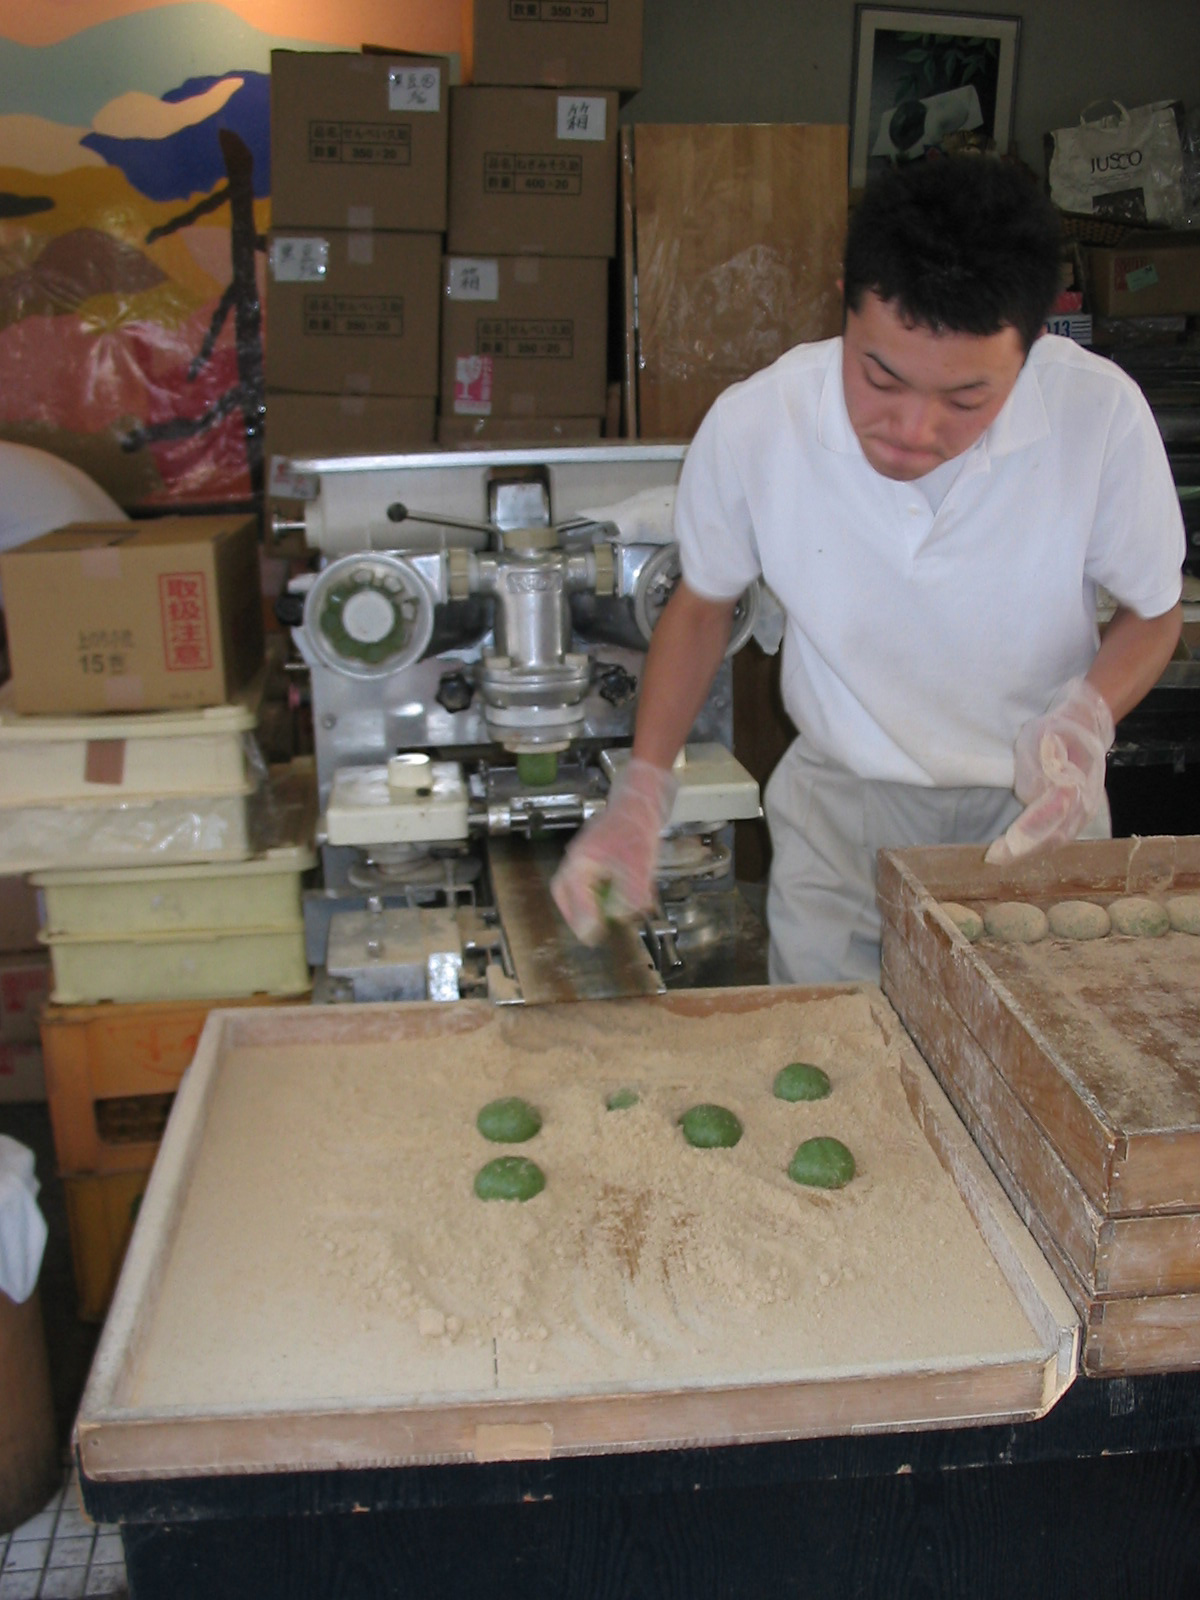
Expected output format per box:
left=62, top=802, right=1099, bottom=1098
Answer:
left=631, top=579, right=740, bottom=770
left=548, top=579, right=739, bottom=942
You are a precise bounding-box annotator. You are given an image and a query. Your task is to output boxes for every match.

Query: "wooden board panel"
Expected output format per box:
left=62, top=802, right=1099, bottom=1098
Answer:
left=878, top=838, right=1200, bottom=1216
left=632, top=124, right=847, bottom=440
left=75, top=986, right=1076, bottom=1481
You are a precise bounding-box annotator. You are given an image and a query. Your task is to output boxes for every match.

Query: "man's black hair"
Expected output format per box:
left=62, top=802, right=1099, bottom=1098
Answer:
left=843, top=157, right=1063, bottom=352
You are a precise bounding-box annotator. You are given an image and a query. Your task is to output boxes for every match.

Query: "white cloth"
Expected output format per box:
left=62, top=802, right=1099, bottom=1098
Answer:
left=675, top=334, right=1186, bottom=789
left=0, top=442, right=127, bottom=606
left=0, top=1134, right=47, bottom=1305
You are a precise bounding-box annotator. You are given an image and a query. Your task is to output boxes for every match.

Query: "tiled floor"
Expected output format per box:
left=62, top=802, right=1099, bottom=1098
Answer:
left=0, top=1467, right=126, bottom=1600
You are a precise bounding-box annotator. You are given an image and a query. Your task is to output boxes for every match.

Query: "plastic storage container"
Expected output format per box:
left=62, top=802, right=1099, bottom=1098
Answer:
left=34, top=846, right=314, bottom=1004
left=42, top=925, right=310, bottom=1005
left=0, top=692, right=262, bottom=871
left=34, top=845, right=315, bottom=938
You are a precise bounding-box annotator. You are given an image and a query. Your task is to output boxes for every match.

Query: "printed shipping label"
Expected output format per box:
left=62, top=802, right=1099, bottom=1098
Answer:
left=510, top=1, right=609, bottom=20
left=454, top=354, right=494, bottom=416
left=476, top=318, right=574, bottom=358
left=303, top=295, right=405, bottom=337
left=159, top=572, right=213, bottom=672
left=308, top=121, right=413, bottom=164
left=484, top=152, right=582, bottom=194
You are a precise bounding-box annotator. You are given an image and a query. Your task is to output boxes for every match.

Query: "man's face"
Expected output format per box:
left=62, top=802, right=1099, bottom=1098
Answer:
left=841, top=290, right=1027, bottom=481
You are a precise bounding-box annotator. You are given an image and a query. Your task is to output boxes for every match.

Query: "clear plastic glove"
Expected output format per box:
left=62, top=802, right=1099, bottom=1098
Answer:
left=985, top=677, right=1115, bottom=865
left=550, top=758, right=678, bottom=944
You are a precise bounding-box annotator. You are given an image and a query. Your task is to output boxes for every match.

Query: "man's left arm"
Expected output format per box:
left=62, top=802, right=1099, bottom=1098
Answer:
left=1086, top=601, right=1183, bottom=723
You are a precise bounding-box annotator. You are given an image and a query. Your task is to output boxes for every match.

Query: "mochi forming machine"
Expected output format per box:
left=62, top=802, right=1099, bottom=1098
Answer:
left=276, top=445, right=764, bottom=1005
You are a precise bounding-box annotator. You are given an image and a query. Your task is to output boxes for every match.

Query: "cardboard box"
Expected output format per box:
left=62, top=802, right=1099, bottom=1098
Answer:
left=0, top=954, right=50, bottom=1046
left=436, top=414, right=602, bottom=445
left=468, top=0, right=643, bottom=91
left=266, top=394, right=436, bottom=495
left=447, top=87, right=618, bottom=256
left=1086, top=233, right=1200, bottom=317
left=0, top=1043, right=45, bottom=1102
left=270, top=50, right=449, bottom=232
left=440, top=254, right=608, bottom=417
left=266, top=231, right=442, bottom=397
left=0, top=517, right=264, bottom=716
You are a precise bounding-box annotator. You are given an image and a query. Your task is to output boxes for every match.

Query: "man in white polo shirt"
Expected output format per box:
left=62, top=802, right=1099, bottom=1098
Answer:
left=552, top=158, right=1185, bottom=983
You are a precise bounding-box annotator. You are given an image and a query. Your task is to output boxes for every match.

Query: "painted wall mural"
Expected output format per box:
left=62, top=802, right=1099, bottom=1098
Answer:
left=0, top=2, right=460, bottom=509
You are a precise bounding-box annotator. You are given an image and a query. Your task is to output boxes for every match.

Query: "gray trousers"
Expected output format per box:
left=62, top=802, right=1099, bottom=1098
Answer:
left=764, top=736, right=1112, bottom=986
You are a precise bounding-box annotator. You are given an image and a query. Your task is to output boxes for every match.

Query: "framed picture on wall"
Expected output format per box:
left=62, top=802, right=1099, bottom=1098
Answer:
left=849, top=8, right=1021, bottom=188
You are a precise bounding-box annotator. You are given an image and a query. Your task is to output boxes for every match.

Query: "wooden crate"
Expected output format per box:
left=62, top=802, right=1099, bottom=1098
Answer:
left=878, top=836, right=1200, bottom=1376
left=40, top=994, right=293, bottom=1174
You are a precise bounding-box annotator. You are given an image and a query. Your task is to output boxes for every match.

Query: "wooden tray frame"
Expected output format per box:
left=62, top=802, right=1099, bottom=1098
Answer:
left=878, top=837, right=1200, bottom=1218
left=75, top=988, right=1077, bottom=1483
left=878, top=838, right=1200, bottom=1376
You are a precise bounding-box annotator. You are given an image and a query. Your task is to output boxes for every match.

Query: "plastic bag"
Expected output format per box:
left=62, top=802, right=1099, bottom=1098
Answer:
left=1048, top=100, right=1186, bottom=227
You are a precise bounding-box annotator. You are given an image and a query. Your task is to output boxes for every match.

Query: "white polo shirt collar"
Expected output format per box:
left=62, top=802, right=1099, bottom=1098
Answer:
left=816, top=334, right=1052, bottom=464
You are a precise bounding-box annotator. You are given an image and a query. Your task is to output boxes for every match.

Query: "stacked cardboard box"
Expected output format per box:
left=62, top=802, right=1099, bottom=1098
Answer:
left=446, top=1, right=635, bottom=438
left=0, top=520, right=312, bottom=1318
left=266, top=49, right=451, bottom=484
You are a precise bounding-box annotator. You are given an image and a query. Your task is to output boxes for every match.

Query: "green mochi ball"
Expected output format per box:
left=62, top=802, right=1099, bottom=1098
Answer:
left=773, top=1062, right=832, bottom=1102
left=606, top=1088, right=640, bottom=1111
left=474, top=1156, right=546, bottom=1202
left=476, top=1096, right=542, bottom=1143
left=680, top=1103, right=743, bottom=1149
left=788, top=1136, right=856, bottom=1189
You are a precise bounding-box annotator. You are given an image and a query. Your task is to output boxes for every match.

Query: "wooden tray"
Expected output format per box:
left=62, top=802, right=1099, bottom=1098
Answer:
left=75, top=987, right=1076, bottom=1482
left=878, top=837, right=1200, bottom=1375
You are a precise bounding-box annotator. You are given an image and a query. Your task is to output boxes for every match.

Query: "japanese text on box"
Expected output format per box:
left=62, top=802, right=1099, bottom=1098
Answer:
left=159, top=572, right=212, bottom=672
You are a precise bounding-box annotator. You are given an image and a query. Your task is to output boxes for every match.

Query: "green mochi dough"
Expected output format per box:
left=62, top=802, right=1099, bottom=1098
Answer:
left=606, top=1088, right=640, bottom=1110
left=680, top=1103, right=743, bottom=1149
left=474, top=1156, right=546, bottom=1202
left=516, top=750, right=558, bottom=788
left=788, top=1136, right=856, bottom=1189
left=476, top=1096, right=542, bottom=1143
left=773, top=1062, right=832, bottom=1102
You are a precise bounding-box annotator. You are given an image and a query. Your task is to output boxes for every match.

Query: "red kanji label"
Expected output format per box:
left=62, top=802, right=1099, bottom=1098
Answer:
left=159, top=571, right=212, bottom=672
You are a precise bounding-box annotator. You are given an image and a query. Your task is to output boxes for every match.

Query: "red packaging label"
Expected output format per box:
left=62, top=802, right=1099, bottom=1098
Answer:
left=159, top=571, right=213, bottom=672
left=0, top=967, right=49, bottom=1017
left=454, top=353, right=494, bottom=416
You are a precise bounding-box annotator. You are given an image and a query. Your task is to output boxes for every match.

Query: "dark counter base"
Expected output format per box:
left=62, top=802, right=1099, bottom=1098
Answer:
left=83, top=1372, right=1200, bottom=1600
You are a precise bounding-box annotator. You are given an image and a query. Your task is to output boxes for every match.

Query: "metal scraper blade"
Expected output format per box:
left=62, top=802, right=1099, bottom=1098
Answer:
left=487, top=835, right=664, bottom=1005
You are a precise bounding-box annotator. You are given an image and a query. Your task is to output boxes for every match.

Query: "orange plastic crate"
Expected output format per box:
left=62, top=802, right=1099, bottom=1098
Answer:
left=40, top=994, right=290, bottom=1175
left=62, top=1167, right=151, bottom=1322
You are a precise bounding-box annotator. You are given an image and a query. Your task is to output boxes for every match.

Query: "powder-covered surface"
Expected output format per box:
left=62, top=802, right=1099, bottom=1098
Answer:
left=968, top=929, right=1200, bottom=1132
left=128, top=992, right=1042, bottom=1412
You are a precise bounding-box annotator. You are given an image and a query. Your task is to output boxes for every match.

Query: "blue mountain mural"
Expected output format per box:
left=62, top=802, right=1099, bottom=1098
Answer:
left=80, top=73, right=271, bottom=203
